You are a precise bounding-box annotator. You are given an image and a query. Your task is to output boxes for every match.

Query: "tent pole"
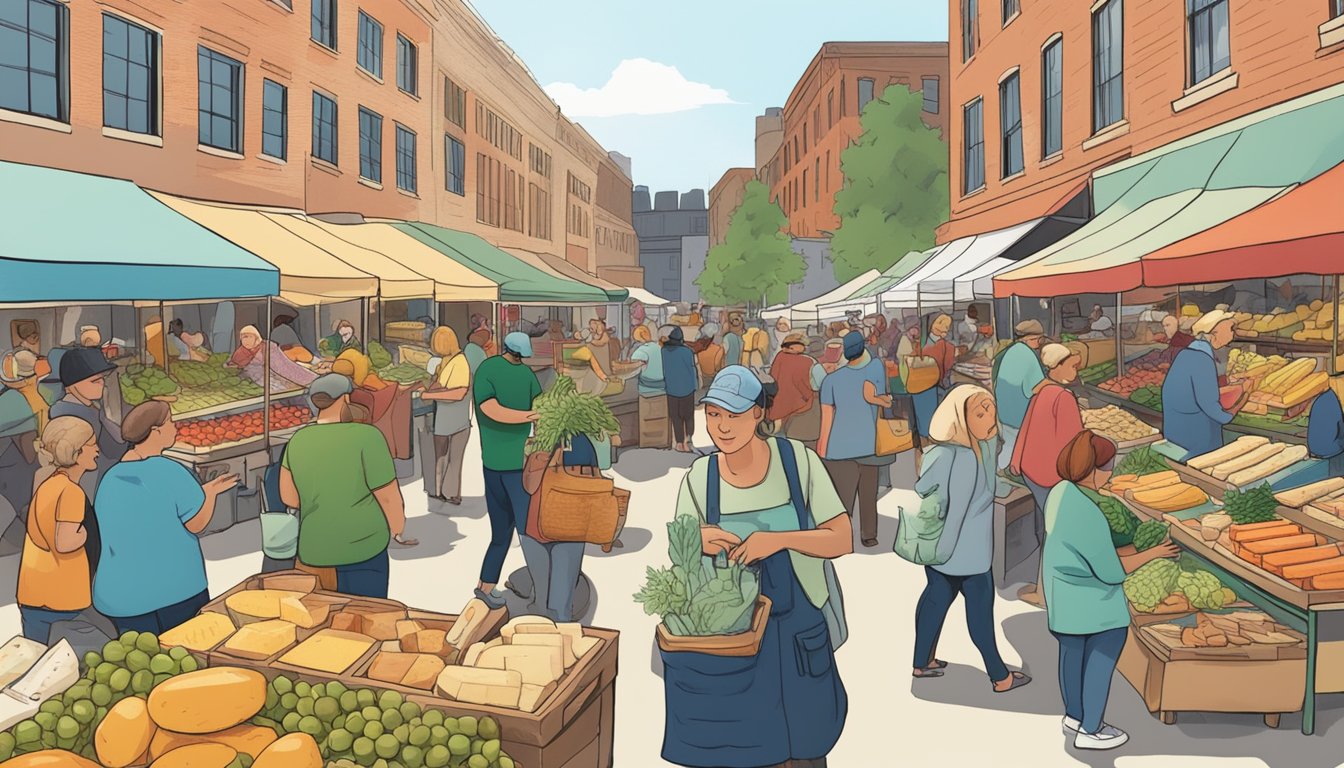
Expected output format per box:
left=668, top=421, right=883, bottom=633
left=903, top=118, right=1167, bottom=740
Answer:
left=264, top=296, right=272, bottom=443
left=1335, top=275, right=1340, bottom=376
left=1115, top=292, right=1125, bottom=379
left=159, top=301, right=169, bottom=376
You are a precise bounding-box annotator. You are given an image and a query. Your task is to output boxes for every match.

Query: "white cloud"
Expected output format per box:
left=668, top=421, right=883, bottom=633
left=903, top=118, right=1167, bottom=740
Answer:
left=545, top=58, right=738, bottom=118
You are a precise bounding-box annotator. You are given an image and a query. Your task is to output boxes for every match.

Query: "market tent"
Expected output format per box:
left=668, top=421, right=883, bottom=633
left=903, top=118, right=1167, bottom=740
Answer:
left=811, top=251, right=931, bottom=318
left=304, top=219, right=497, bottom=302
left=260, top=214, right=436, bottom=301
left=504, top=247, right=629, bottom=302
left=395, top=222, right=611, bottom=304
left=1142, top=161, right=1344, bottom=285
left=0, top=161, right=277, bottom=302
left=994, top=81, right=1344, bottom=297
left=625, top=287, right=674, bottom=307
left=904, top=219, right=1045, bottom=307
left=150, top=193, right=377, bottom=305
left=761, top=269, right=881, bottom=324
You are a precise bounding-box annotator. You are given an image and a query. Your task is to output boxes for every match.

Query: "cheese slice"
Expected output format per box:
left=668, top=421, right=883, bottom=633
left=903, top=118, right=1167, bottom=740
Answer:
left=402, top=654, right=446, bottom=690
left=573, top=636, right=600, bottom=663
left=280, top=596, right=332, bottom=630
left=0, top=636, right=46, bottom=688
left=500, top=615, right=555, bottom=642
left=225, top=590, right=307, bottom=624
left=513, top=621, right=584, bottom=647
left=256, top=572, right=318, bottom=594
left=366, top=652, right=417, bottom=685
left=160, top=613, right=237, bottom=653
left=343, top=607, right=406, bottom=641
left=395, top=620, right=425, bottom=639
left=462, top=639, right=501, bottom=667
left=435, top=666, right=522, bottom=708
left=222, top=619, right=296, bottom=661
left=279, top=629, right=375, bottom=673
left=511, top=632, right=576, bottom=669
left=475, top=645, right=563, bottom=686
left=518, top=682, right=557, bottom=713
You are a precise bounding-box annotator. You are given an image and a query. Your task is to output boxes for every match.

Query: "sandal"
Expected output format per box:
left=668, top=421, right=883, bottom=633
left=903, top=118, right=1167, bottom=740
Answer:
left=911, top=668, right=944, bottom=679
left=992, top=671, right=1032, bottom=693
left=446, top=497, right=462, bottom=506
left=861, top=538, right=880, bottom=548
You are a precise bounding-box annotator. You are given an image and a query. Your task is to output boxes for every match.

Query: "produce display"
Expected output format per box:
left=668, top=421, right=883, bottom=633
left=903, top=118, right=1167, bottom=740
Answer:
left=1081, top=405, right=1158, bottom=443
left=1114, top=445, right=1170, bottom=477
left=1097, top=361, right=1168, bottom=397
left=1244, top=357, right=1327, bottom=413
left=1223, top=484, right=1280, bottom=525
left=1221, top=520, right=1344, bottom=590
left=1079, top=360, right=1117, bottom=386
left=1129, top=385, right=1162, bottom=411
left=379, top=363, right=431, bottom=385
left=119, top=364, right=179, bottom=406
left=1234, top=300, right=1342, bottom=343
left=1186, top=437, right=1309, bottom=487
left=531, top=375, right=621, bottom=454
left=635, top=514, right=761, bottom=637
left=1275, top=478, right=1344, bottom=509
left=174, top=404, right=311, bottom=450
left=124, top=356, right=267, bottom=415
left=439, top=615, right=600, bottom=712
left=1142, top=610, right=1305, bottom=651
left=1123, top=559, right=1237, bottom=613
left=1112, top=471, right=1210, bottom=513
left=1082, top=487, right=1139, bottom=547
left=367, top=341, right=394, bottom=370
left=1133, top=520, right=1172, bottom=552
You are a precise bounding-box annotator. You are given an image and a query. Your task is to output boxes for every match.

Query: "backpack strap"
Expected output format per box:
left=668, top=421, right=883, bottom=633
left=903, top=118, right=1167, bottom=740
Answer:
left=705, top=451, right=721, bottom=526
left=774, top=437, right=811, bottom=531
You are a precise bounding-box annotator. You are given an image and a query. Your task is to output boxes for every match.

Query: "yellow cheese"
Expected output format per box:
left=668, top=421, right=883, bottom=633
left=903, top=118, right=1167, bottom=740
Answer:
left=513, top=621, right=584, bottom=647
left=462, top=638, right=501, bottom=667
left=435, top=666, right=523, bottom=708
left=344, top=608, right=406, bottom=641
left=499, top=615, right=555, bottom=642
left=402, top=654, right=446, bottom=690
left=443, top=598, right=493, bottom=649
left=222, top=619, right=296, bottom=661
left=475, top=644, right=563, bottom=686
left=225, top=590, right=307, bottom=624
left=160, top=613, right=237, bottom=653
left=256, top=573, right=318, bottom=594
left=511, top=632, right=576, bottom=669
left=573, top=636, right=600, bottom=662
left=518, top=682, right=556, bottom=713
left=279, top=629, right=375, bottom=674
left=279, top=596, right=332, bottom=630
left=395, top=620, right=425, bottom=639
left=366, top=652, right=416, bottom=685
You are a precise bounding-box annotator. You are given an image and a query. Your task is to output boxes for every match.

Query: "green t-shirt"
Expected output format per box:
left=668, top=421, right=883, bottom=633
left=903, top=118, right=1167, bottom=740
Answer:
left=282, top=422, right=397, bottom=567
left=473, top=355, right=542, bottom=472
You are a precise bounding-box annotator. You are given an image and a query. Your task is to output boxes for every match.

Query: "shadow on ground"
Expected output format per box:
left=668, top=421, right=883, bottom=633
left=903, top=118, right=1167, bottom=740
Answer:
left=614, top=449, right=698, bottom=483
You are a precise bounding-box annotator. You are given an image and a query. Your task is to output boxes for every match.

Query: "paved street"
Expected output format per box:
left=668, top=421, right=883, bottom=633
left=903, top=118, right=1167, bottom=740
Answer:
left=1, top=413, right=1342, bottom=767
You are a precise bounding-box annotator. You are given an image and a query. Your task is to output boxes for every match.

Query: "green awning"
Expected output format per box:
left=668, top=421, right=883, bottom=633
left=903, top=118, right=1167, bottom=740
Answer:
left=394, top=222, right=611, bottom=304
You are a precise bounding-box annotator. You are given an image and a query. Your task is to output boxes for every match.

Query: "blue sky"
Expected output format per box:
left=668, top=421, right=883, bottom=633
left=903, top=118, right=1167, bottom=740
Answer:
left=474, top=0, right=948, bottom=194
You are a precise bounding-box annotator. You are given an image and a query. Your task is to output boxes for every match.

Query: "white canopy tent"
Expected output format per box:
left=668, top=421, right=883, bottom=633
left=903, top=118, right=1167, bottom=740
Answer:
left=912, top=219, right=1045, bottom=306
left=625, top=286, right=674, bottom=307
left=761, top=269, right=881, bottom=324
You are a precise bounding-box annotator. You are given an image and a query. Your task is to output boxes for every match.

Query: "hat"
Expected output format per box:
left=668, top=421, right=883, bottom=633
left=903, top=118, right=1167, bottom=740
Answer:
left=1014, top=319, right=1045, bottom=338
left=781, top=332, right=806, bottom=347
left=701, top=365, right=764, bottom=414
left=667, top=326, right=685, bottom=344
left=1192, top=309, right=1237, bottom=336
left=503, top=331, right=534, bottom=358
left=1040, top=343, right=1076, bottom=369
left=0, top=350, right=38, bottom=384
left=308, top=373, right=354, bottom=402
left=46, top=346, right=115, bottom=387
left=842, top=331, right=866, bottom=361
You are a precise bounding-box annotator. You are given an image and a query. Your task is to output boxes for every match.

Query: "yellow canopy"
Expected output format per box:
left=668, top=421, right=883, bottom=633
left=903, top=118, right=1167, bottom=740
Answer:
left=310, top=220, right=498, bottom=302
left=260, top=213, right=435, bottom=300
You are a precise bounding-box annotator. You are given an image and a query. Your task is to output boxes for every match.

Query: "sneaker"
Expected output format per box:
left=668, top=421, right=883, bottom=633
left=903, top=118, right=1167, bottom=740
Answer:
left=1074, top=725, right=1128, bottom=750
left=1062, top=716, right=1081, bottom=734
left=474, top=587, right=508, bottom=610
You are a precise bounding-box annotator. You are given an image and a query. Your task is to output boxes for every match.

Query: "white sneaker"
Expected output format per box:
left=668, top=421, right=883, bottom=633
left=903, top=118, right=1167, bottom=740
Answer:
left=1074, top=725, right=1129, bottom=750
left=1062, top=716, right=1081, bottom=734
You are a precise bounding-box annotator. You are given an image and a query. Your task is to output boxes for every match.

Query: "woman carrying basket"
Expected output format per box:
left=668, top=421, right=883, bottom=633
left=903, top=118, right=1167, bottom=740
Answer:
left=662, top=365, right=850, bottom=768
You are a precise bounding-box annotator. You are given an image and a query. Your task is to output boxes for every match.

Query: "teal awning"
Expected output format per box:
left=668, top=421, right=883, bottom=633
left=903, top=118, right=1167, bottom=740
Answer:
left=394, top=222, right=612, bottom=304
left=0, top=161, right=279, bottom=303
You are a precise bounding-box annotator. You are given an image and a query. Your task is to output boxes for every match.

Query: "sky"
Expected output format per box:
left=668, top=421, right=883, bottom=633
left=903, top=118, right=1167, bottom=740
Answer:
left=472, top=0, right=948, bottom=195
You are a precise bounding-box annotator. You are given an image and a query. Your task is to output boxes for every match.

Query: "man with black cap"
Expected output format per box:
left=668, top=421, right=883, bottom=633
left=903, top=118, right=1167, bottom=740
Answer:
left=992, top=319, right=1047, bottom=475
left=818, top=331, right=893, bottom=548
left=48, top=347, right=127, bottom=500
left=661, top=326, right=700, bottom=452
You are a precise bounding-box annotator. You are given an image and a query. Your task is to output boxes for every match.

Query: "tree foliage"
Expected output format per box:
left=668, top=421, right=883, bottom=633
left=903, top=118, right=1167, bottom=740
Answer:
left=698, top=179, right=805, bottom=306
left=830, top=84, right=949, bottom=283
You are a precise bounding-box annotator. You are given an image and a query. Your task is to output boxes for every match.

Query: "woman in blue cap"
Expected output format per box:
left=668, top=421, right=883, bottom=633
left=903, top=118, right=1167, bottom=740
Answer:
left=661, top=365, right=850, bottom=768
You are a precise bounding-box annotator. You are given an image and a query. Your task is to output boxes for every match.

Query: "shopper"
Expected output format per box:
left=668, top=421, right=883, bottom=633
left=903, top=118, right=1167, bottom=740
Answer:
left=1045, top=431, right=1179, bottom=750
left=334, top=348, right=414, bottom=460
left=1156, top=314, right=1195, bottom=364
left=662, top=327, right=699, bottom=453
left=992, top=319, right=1047, bottom=473
left=768, top=333, right=819, bottom=435
left=662, top=365, right=849, bottom=768
left=693, top=323, right=725, bottom=382
left=464, top=328, right=490, bottom=374
left=819, top=331, right=893, bottom=548
left=1162, top=309, right=1247, bottom=458
left=1308, top=374, right=1344, bottom=476
left=270, top=314, right=315, bottom=364
left=629, top=325, right=665, bottom=398
left=722, top=312, right=746, bottom=367
left=423, top=327, right=472, bottom=505
left=911, top=386, right=1030, bottom=692
left=18, top=416, right=97, bottom=643
left=93, top=402, right=239, bottom=633
left=48, top=347, right=126, bottom=503
left=0, top=352, right=51, bottom=546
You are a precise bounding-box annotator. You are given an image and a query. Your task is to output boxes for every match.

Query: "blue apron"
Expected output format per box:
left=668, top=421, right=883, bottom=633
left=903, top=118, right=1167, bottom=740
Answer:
left=661, top=438, right=847, bottom=768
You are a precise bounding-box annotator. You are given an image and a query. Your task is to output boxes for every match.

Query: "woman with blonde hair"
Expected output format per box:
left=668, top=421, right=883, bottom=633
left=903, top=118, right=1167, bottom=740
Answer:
left=227, top=325, right=318, bottom=391
left=18, top=416, right=98, bottom=642
left=333, top=348, right=415, bottom=459
left=908, top=385, right=1030, bottom=692
left=422, top=327, right=472, bottom=504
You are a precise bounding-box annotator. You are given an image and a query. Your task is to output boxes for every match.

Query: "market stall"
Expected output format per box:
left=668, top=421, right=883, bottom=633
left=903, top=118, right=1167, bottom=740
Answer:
left=762, top=269, right=883, bottom=329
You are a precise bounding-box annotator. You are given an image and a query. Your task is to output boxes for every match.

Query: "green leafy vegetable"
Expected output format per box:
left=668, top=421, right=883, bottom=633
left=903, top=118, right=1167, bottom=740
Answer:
left=1123, top=559, right=1181, bottom=613
left=1115, top=445, right=1170, bottom=477
left=1133, top=520, right=1170, bottom=552
left=1178, top=569, right=1227, bottom=610
left=367, top=340, right=393, bottom=370
left=1223, top=483, right=1279, bottom=525
left=532, top=376, right=620, bottom=453
left=635, top=515, right=761, bottom=636
left=1082, top=487, right=1139, bottom=547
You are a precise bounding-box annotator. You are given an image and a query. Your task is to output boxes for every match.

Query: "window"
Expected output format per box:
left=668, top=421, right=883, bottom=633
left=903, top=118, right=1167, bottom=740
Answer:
left=445, top=135, right=465, bottom=195
left=568, top=173, right=591, bottom=203
left=529, top=143, right=551, bottom=178
left=1187, top=0, right=1230, bottom=86
left=962, top=0, right=979, bottom=61
left=311, top=0, right=336, bottom=49
left=528, top=182, right=551, bottom=239
left=358, top=107, right=382, bottom=182
left=357, top=11, right=382, bottom=79
left=999, top=72, right=1023, bottom=178
left=197, top=47, right=242, bottom=152
left=261, top=79, right=286, bottom=159
left=802, top=123, right=808, bottom=153
left=312, top=91, right=337, bottom=164
left=793, top=137, right=799, bottom=164
left=857, top=78, right=875, bottom=113
left=444, top=77, right=466, bottom=129
left=1042, top=38, right=1063, bottom=158
left=784, top=144, right=790, bottom=172
left=802, top=169, right=807, bottom=207
left=812, top=108, right=819, bottom=142
left=1, top=0, right=69, bottom=121
left=827, top=90, right=834, bottom=128
left=1335, top=0, right=1344, bottom=18
left=814, top=158, right=820, bottom=201
left=474, top=101, right=522, bottom=160
left=1002, top=0, right=1019, bottom=24
left=963, top=98, right=985, bottom=194
left=395, top=124, right=415, bottom=193
left=102, top=14, right=158, bottom=135
left=1092, top=0, right=1124, bottom=133
left=921, top=76, right=940, bottom=114
left=840, top=77, right=847, bottom=116
left=396, top=34, right=417, bottom=95
left=825, top=151, right=831, bottom=191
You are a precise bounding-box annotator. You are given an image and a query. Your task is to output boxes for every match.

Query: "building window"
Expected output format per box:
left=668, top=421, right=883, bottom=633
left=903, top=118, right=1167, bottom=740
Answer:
left=395, top=124, right=416, bottom=193
left=1092, top=0, right=1124, bottom=133
left=311, top=91, right=337, bottom=165
left=827, top=90, right=834, bottom=128
left=963, top=98, right=985, bottom=194
left=529, top=143, right=551, bottom=178
left=921, top=76, right=940, bottom=114
left=357, top=11, right=382, bottom=79
left=261, top=79, right=286, bottom=160
left=358, top=107, right=382, bottom=182
left=1, top=0, right=69, bottom=121
left=793, top=137, right=799, bottom=164
left=812, top=108, right=820, bottom=142
left=197, top=46, right=242, bottom=153
left=802, top=169, right=808, bottom=207
left=1002, top=0, right=1019, bottom=24
left=102, top=14, right=158, bottom=135
left=445, top=134, right=465, bottom=196
left=857, top=78, right=875, bottom=113
left=814, top=158, right=820, bottom=201
left=1335, top=0, right=1344, bottom=18
left=444, top=77, right=466, bottom=129
left=962, top=0, right=979, bottom=62
left=999, top=72, right=1023, bottom=178
left=802, top=123, right=808, bottom=153
left=784, top=144, right=790, bottom=172
left=396, top=34, right=417, bottom=95
left=825, top=151, right=830, bottom=191
left=840, top=76, right=847, bottom=115
left=1042, top=38, right=1063, bottom=158
left=528, top=182, right=550, bottom=239
left=1188, top=0, right=1230, bottom=86
left=311, top=0, right=336, bottom=49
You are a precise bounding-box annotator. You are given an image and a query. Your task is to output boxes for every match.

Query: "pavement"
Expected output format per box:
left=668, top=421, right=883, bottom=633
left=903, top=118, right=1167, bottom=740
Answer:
left=1, top=412, right=1342, bottom=767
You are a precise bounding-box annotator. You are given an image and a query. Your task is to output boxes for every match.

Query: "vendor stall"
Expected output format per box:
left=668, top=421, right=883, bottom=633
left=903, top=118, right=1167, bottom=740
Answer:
left=762, top=269, right=883, bottom=327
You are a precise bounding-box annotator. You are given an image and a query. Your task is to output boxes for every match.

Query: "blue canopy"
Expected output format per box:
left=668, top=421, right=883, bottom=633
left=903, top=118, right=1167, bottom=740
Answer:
left=0, top=161, right=279, bottom=303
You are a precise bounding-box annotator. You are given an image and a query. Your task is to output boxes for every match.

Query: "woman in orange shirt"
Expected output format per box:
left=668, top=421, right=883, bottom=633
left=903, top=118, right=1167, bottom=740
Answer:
left=18, top=416, right=98, bottom=643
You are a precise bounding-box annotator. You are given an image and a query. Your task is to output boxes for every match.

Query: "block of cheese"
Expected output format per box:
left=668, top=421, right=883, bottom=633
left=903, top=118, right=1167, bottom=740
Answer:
left=225, top=589, right=307, bottom=625
left=395, top=620, right=425, bottom=639
left=499, top=615, right=555, bottom=642
left=342, top=606, right=407, bottom=640
left=279, top=629, right=376, bottom=673
left=330, top=613, right=361, bottom=632
left=0, top=636, right=46, bottom=688
left=476, top=644, right=563, bottom=686
left=462, top=638, right=502, bottom=667
left=280, top=596, right=333, bottom=630
left=443, top=599, right=498, bottom=651
left=513, top=621, right=584, bottom=647
left=256, top=572, right=318, bottom=594
left=435, top=666, right=522, bottom=708
left=160, top=612, right=237, bottom=653
left=400, top=629, right=449, bottom=657
left=518, top=682, right=557, bottom=713
left=222, top=619, right=297, bottom=660
left=573, top=635, right=600, bottom=663
left=511, top=632, right=576, bottom=670
left=366, top=652, right=416, bottom=685
left=403, top=654, right=446, bottom=689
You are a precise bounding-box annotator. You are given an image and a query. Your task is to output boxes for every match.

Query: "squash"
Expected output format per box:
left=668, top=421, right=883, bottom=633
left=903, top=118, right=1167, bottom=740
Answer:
left=96, top=696, right=159, bottom=768
left=149, top=724, right=278, bottom=761
left=149, top=743, right=237, bottom=768
left=147, top=667, right=267, bottom=734
left=2, top=751, right=103, bottom=767
left=251, top=733, right=322, bottom=768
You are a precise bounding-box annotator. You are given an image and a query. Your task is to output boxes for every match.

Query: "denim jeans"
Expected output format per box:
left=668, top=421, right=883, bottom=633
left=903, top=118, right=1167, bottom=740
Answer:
left=20, top=606, right=83, bottom=645
left=518, top=535, right=585, bottom=622
left=912, top=567, right=1009, bottom=682
left=481, top=469, right=529, bottom=584
left=335, top=548, right=390, bottom=599
left=110, top=590, right=210, bottom=636
left=1053, top=627, right=1128, bottom=734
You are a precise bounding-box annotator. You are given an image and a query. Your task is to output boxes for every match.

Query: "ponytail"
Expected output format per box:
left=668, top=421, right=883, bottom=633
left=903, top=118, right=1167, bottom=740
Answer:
left=754, top=382, right=778, bottom=439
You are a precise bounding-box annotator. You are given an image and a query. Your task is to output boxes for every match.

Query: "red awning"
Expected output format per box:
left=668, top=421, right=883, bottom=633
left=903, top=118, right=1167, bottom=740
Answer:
left=1143, top=162, right=1344, bottom=287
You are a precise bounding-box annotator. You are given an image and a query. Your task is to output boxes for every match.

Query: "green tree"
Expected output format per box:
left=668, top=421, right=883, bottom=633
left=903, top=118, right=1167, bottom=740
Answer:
left=697, top=179, right=805, bottom=306
left=830, top=84, right=949, bottom=283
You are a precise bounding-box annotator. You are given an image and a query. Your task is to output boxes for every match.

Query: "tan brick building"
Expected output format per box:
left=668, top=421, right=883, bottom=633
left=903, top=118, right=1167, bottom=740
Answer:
left=708, top=167, right=753, bottom=247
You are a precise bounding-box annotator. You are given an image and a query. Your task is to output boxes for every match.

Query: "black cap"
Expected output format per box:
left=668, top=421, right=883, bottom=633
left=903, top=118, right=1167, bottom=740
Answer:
left=46, top=346, right=116, bottom=387
left=667, top=326, right=685, bottom=344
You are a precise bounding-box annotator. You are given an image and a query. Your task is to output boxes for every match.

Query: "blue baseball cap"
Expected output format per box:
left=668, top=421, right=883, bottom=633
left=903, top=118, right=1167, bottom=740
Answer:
left=503, top=331, right=533, bottom=358
left=842, top=330, right=866, bottom=361
left=701, top=365, right=764, bottom=414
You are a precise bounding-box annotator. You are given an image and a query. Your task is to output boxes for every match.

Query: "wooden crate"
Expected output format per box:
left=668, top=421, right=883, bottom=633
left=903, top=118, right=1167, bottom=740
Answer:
left=638, top=395, right=670, bottom=449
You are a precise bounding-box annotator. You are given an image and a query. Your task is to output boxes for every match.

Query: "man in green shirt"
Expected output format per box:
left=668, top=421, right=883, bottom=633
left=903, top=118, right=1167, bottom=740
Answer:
left=281, top=374, right=407, bottom=598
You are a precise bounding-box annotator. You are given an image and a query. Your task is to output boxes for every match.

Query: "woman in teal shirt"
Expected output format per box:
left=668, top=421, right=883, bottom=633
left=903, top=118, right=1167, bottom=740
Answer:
left=1044, top=430, right=1177, bottom=751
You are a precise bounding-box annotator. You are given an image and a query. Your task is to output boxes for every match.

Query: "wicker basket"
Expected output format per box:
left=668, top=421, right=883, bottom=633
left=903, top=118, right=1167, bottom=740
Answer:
left=656, top=596, right=773, bottom=657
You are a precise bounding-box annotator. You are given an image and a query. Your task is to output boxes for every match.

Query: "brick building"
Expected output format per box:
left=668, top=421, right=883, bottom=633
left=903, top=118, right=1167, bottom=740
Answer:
left=708, top=167, right=753, bottom=247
